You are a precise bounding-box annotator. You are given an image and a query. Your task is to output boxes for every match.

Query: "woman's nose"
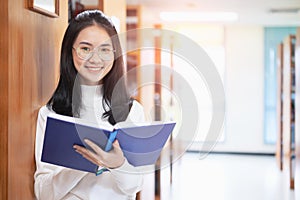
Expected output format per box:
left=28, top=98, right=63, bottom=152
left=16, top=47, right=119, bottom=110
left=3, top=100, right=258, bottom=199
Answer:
left=88, top=52, right=105, bottom=65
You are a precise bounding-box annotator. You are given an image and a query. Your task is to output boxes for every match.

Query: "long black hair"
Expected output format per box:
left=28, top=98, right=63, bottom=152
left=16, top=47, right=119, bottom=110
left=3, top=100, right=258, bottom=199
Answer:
left=47, top=10, right=132, bottom=125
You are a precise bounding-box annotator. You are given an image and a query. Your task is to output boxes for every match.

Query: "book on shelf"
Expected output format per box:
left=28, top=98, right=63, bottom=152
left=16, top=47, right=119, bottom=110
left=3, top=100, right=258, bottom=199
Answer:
left=41, top=113, right=176, bottom=174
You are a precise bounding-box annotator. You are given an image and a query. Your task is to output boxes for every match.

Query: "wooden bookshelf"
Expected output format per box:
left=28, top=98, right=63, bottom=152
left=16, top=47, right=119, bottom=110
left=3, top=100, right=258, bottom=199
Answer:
left=126, top=5, right=142, bottom=101
left=126, top=7, right=142, bottom=200
left=276, top=42, right=284, bottom=171
left=282, top=34, right=296, bottom=189
left=295, top=28, right=300, bottom=194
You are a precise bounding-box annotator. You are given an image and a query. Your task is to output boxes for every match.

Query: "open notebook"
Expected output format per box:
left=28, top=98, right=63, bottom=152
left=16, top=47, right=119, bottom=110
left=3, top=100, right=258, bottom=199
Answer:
left=41, top=113, right=176, bottom=174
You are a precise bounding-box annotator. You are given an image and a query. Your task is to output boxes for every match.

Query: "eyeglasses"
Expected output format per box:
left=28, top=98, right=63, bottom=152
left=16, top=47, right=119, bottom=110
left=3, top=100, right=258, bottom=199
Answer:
left=73, top=45, right=116, bottom=61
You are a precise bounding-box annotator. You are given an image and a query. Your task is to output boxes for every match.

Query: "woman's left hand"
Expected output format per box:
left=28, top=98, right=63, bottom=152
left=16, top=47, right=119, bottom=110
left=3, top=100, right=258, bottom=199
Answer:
left=73, top=139, right=125, bottom=169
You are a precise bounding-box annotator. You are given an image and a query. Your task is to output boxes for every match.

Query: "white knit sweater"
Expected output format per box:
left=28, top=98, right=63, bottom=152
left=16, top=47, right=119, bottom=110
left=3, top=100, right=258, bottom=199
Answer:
left=34, top=85, right=145, bottom=200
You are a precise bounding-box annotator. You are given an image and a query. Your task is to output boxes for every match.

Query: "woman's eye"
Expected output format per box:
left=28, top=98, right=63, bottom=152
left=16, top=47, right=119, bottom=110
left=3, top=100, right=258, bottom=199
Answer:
left=81, top=47, right=91, bottom=53
left=101, top=48, right=110, bottom=53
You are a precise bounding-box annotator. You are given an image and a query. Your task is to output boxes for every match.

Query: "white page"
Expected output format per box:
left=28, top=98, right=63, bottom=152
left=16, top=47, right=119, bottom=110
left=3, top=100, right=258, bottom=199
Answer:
left=47, top=113, right=114, bottom=132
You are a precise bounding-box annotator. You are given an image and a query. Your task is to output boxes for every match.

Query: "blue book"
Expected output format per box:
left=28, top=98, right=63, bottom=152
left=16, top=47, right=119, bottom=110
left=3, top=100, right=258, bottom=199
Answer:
left=41, top=113, right=176, bottom=174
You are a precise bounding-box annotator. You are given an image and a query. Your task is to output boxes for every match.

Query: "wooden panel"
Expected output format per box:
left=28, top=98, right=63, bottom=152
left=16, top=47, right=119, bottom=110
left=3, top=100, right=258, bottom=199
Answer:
left=276, top=43, right=284, bottom=171
left=0, top=1, right=9, bottom=199
left=295, top=27, right=300, bottom=196
left=0, top=0, right=68, bottom=199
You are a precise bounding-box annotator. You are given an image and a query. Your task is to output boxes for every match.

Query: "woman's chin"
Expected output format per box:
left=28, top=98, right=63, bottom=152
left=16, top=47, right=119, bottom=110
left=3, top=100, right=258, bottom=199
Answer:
left=79, top=73, right=104, bottom=85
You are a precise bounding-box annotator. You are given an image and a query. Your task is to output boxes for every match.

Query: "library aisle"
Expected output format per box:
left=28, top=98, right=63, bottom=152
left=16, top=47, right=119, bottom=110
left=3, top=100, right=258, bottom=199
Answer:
left=152, top=153, right=295, bottom=200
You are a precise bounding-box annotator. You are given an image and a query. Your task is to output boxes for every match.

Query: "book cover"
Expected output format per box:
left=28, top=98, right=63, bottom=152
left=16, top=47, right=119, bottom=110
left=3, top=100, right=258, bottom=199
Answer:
left=41, top=113, right=176, bottom=173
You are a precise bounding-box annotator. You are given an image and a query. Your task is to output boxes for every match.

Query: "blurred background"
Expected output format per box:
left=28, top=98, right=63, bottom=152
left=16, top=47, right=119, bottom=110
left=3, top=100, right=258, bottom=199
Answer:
left=1, top=0, right=300, bottom=199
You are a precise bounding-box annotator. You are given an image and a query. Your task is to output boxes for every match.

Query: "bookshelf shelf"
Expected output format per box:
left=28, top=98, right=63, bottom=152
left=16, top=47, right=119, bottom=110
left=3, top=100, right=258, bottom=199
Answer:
left=126, top=5, right=142, bottom=101
left=279, top=34, right=296, bottom=189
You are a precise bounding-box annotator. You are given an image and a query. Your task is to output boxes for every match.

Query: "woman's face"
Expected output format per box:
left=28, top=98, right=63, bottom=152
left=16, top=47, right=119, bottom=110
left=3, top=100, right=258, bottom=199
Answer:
left=72, top=25, right=114, bottom=85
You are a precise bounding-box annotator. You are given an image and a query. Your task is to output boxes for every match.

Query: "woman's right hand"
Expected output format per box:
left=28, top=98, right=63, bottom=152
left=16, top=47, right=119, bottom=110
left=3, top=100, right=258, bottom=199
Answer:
left=73, top=139, right=125, bottom=169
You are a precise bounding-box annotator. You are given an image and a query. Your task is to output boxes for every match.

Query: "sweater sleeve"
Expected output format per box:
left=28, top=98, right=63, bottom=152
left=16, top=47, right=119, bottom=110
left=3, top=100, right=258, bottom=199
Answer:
left=34, top=106, right=88, bottom=200
left=109, top=159, right=143, bottom=197
left=107, top=100, right=146, bottom=197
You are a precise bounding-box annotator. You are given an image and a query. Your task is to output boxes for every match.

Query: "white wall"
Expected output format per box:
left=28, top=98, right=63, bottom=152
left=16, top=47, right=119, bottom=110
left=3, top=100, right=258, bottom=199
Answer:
left=187, top=25, right=275, bottom=153
left=138, top=23, right=275, bottom=153
left=212, top=25, right=274, bottom=153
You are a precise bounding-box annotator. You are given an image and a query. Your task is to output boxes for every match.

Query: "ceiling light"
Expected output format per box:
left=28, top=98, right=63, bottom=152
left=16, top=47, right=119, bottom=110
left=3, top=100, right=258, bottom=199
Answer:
left=269, top=8, right=300, bottom=14
left=160, top=11, right=239, bottom=22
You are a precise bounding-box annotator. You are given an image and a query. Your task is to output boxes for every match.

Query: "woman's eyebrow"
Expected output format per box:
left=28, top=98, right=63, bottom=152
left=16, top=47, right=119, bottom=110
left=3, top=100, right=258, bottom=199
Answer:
left=79, top=41, right=93, bottom=46
left=78, top=41, right=112, bottom=47
left=99, top=43, right=113, bottom=47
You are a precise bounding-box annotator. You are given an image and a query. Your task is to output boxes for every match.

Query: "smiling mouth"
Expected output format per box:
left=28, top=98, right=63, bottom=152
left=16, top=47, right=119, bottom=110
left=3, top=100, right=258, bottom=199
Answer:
left=85, top=66, right=105, bottom=71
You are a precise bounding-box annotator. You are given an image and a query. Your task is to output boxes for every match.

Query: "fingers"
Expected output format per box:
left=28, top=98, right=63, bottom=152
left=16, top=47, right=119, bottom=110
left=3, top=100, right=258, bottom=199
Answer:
left=73, top=139, right=125, bottom=169
left=73, top=144, right=104, bottom=166
left=84, top=139, right=102, bottom=154
left=112, top=140, right=122, bottom=153
left=112, top=139, right=120, bottom=148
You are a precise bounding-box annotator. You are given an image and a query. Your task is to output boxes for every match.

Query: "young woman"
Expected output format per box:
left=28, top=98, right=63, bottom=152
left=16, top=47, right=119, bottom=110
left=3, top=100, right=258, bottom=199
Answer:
left=34, top=10, right=145, bottom=200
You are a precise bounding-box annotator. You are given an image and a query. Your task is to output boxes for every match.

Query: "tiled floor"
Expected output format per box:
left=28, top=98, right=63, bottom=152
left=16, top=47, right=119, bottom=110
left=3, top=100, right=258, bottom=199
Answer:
left=141, top=153, right=296, bottom=200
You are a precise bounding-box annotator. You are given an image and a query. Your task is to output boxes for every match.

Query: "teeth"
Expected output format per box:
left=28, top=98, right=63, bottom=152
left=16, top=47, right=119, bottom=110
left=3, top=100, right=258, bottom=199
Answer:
left=89, top=68, right=100, bottom=71
left=86, top=67, right=102, bottom=71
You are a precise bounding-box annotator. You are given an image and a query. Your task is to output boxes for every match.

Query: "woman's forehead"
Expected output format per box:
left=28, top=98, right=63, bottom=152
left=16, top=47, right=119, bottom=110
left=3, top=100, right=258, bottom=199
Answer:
left=75, top=25, right=112, bottom=46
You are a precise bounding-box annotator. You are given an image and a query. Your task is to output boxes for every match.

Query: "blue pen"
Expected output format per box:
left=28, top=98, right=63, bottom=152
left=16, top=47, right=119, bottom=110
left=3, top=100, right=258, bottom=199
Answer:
left=104, top=130, right=118, bottom=151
